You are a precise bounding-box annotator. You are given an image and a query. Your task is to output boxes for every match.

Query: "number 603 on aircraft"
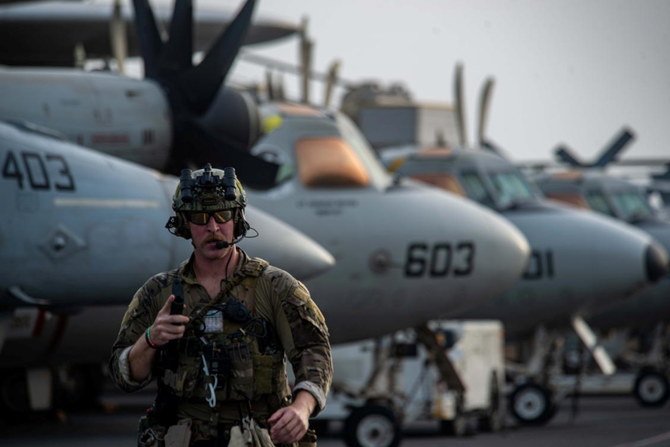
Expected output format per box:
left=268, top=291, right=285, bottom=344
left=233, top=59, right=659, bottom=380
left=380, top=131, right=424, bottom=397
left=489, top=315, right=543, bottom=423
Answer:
left=405, top=241, right=475, bottom=278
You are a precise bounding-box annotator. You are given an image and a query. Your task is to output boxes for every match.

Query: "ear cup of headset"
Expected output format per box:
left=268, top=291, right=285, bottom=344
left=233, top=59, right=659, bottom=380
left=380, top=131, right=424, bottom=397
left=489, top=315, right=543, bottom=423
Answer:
left=174, top=212, right=191, bottom=239
left=234, top=209, right=250, bottom=238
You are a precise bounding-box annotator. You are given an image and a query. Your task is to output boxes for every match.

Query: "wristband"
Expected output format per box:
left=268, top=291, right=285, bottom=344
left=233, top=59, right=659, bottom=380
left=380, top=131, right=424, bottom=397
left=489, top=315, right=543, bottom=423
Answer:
left=145, top=327, right=159, bottom=349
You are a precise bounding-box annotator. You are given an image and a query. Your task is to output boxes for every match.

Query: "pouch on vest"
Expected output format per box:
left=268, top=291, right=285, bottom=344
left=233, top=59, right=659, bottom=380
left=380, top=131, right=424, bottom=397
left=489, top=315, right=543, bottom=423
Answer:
left=226, top=334, right=254, bottom=400
left=164, top=419, right=192, bottom=447
left=228, top=417, right=274, bottom=447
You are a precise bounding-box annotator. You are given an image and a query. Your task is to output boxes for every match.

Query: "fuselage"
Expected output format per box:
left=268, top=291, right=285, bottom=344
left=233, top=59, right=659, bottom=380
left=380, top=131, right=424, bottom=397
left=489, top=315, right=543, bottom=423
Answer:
left=247, top=107, right=531, bottom=343
left=536, top=171, right=670, bottom=329
left=389, top=148, right=668, bottom=336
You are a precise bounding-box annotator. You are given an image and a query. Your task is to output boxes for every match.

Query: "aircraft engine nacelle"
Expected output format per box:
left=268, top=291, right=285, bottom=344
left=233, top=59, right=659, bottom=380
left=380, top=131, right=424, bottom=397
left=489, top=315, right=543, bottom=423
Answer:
left=0, top=67, right=173, bottom=171
left=196, top=86, right=261, bottom=152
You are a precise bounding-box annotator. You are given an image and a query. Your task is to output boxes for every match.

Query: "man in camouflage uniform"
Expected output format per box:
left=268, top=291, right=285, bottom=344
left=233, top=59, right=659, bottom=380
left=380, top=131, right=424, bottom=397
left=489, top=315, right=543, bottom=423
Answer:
left=109, top=164, right=332, bottom=446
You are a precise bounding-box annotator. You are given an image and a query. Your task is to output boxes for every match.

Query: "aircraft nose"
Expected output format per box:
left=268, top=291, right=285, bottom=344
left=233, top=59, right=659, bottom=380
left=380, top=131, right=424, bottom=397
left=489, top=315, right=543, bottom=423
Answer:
left=419, top=191, right=531, bottom=314
left=240, top=206, right=335, bottom=280
left=645, top=241, right=669, bottom=283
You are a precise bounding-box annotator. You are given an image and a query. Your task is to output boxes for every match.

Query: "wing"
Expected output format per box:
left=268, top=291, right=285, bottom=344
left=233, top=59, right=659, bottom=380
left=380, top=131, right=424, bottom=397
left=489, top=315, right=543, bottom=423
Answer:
left=0, top=0, right=298, bottom=66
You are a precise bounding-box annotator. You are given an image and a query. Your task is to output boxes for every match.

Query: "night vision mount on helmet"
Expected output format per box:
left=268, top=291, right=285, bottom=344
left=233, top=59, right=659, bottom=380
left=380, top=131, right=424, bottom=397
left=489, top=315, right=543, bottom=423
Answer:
left=166, top=164, right=251, bottom=240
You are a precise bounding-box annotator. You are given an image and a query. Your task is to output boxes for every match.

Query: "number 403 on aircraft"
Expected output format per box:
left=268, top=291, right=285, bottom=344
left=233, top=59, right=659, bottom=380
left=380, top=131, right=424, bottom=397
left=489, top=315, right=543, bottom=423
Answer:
left=2, top=150, right=75, bottom=191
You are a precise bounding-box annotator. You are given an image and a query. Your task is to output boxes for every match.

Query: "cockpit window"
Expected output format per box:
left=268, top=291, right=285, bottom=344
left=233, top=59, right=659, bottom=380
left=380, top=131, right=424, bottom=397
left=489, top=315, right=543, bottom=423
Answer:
left=489, top=171, right=536, bottom=206
left=336, top=113, right=391, bottom=186
left=585, top=190, right=615, bottom=216
left=295, top=137, right=370, bottom=188
left=608, top=190, right=654, bottom=221
left=412, top=172, right=466, bottom=197
left=461, top=171, right=495, bottom=207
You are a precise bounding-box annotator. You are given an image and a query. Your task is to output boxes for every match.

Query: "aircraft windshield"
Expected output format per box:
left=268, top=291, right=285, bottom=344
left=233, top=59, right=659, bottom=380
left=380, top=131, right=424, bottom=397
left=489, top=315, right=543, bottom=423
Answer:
left=295, top=137, right=370, bottom=188
left=608, top=190, right=654, bottom=222
left=460, top=171, right=495, bottom=208
left=335, top=113, right=392, bottom=187
left=488, top=171, right=536, bottom=207
left=411, top=172, right=466, bottom=196
left=584, top=190, right=616, bottom=216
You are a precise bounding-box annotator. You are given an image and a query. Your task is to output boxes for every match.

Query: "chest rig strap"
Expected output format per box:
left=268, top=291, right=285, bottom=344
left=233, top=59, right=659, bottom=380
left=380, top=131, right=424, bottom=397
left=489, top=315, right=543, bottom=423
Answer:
left=155, top=258, right=272, bottom=412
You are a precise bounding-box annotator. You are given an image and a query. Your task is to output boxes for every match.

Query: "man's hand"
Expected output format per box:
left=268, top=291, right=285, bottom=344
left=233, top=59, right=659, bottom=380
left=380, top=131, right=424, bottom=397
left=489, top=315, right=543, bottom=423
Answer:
left=128, top=295, right=189, bottom=381
left=267, top=391, right=316, bottom=444
left=148, top=295, right=190, bottom=347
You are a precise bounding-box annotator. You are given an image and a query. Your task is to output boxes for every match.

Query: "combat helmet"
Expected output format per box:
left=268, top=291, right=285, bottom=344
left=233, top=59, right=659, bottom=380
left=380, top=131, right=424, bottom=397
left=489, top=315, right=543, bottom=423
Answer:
left=166, top=163, right=250, bottom=240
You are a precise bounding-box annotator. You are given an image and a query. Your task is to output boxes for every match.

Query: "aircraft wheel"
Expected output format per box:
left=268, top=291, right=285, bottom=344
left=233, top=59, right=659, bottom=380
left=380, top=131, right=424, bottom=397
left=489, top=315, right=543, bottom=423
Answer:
left=0, top=369, right=31, bottom=415
left=633, top=369, right=669, bottom=408
left=509, top=382, right=556, bottom=426
left=343, top=404, right=401, bottom=447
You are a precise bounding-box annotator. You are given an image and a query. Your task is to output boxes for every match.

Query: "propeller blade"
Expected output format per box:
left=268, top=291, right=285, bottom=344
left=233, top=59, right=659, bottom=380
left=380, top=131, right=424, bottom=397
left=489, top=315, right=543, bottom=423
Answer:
left=73, top=42, right=86, bottom=69
left=323, top=59, right=341, bottom=108
left=110, top=0, right=127, bottom=74
left=554, top=145, right=584, bottom=167
left=178, top=0, right=257, bottom=115
left=161, top=0, right=194, bottom=72
left=131, top=0, right=164, bottom=79
left=477, top=77, right=495, bottom=149
left=276, top=73, right=286, bottom=101
left=265, top=70, right=275, bottom=100
left=174, top=120, right=279, bottom=190
left=593, top=127, right=635, bottom=168
left=453, top=63, right=469, bottom=148
left=299, top=17, right=312, bottom=104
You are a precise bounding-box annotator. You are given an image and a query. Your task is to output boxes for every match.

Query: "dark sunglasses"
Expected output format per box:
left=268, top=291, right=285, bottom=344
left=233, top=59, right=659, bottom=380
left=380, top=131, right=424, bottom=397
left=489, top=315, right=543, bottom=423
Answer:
left=186, top=210, right=234, bottom=225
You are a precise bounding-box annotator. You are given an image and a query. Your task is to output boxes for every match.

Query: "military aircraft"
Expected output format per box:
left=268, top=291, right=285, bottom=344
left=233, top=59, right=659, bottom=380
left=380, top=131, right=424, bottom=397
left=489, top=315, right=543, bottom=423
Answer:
left=0, top=0, right=532, bottom=335
left=533, top=130, right=670, bottom=408
left=347, top=67, right=669, bottom=425
left=0, top=118, right=339, bottom=411
left=0, top=0, right=533, bottom=415
left=0, top=0, right=298, bottom=67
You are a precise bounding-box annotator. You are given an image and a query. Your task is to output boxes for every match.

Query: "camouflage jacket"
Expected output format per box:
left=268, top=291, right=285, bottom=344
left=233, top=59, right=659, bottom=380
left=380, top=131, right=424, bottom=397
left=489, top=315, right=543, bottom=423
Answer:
left=108, top=249, right=332, bottom=419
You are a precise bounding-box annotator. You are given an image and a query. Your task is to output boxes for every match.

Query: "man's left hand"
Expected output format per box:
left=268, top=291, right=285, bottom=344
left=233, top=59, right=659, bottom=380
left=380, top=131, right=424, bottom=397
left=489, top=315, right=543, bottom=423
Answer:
left=267, top=391, right=315, bottom=444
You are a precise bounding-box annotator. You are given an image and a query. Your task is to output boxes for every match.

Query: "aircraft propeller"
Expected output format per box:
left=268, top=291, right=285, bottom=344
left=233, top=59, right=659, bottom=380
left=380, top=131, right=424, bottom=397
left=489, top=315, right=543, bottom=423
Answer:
left=453, top=64, right=469, bottom=148
left=323, top=60, right=341, bottom=108
left=553, top=127, right=636, bottom=169
left=452, top=63, right=504, bottom=154
left=477, top=77, right=495, bottom=150
left=109, top=0, right=127, bottom=74
left=299, top=17, right=313, bottom=104
left=131, top=0, right=279, bottom=188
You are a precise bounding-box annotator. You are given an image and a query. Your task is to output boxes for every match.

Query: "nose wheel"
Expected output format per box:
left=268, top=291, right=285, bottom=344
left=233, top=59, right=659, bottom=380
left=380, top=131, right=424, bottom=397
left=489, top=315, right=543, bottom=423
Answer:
left=633, top=368, right=669, bottom=408
left=508, top=382, right=556, bottom=425
left=343, top=404, right=401, bottom=447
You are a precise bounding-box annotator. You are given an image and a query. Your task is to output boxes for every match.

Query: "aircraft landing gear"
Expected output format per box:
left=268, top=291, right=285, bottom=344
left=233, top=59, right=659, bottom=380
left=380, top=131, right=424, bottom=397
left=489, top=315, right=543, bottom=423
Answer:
left=508, top=382, right=556, bottom=426
left=0, top=367, right=53, bottom=419
left=633, top=368, right=669, bottom=408
left=343, top=404, right=401, bottom=447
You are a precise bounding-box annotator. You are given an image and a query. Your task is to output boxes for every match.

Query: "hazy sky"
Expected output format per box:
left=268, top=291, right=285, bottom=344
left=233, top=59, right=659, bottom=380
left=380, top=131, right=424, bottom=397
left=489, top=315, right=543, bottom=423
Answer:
left=227, top=0, right=670, bottom=164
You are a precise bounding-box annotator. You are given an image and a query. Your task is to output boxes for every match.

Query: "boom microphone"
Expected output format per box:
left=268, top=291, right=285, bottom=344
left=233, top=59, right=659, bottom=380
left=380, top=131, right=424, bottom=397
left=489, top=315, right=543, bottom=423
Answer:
left=215, top=240, right=232, bottom=249
left=214, top=234, right=245, bottom=249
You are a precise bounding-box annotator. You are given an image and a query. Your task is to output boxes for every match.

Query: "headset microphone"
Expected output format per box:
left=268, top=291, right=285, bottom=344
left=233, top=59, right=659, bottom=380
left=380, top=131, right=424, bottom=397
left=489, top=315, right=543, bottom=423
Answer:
left=215, top=240, right=231, bottom=249
left=214, top=233, right=247, bottom=249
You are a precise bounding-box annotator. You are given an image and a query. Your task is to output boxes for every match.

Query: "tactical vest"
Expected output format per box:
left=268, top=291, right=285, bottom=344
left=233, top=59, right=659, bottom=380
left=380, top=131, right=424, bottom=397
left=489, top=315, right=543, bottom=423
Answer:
left=154, top=258, right=291, bottom=422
